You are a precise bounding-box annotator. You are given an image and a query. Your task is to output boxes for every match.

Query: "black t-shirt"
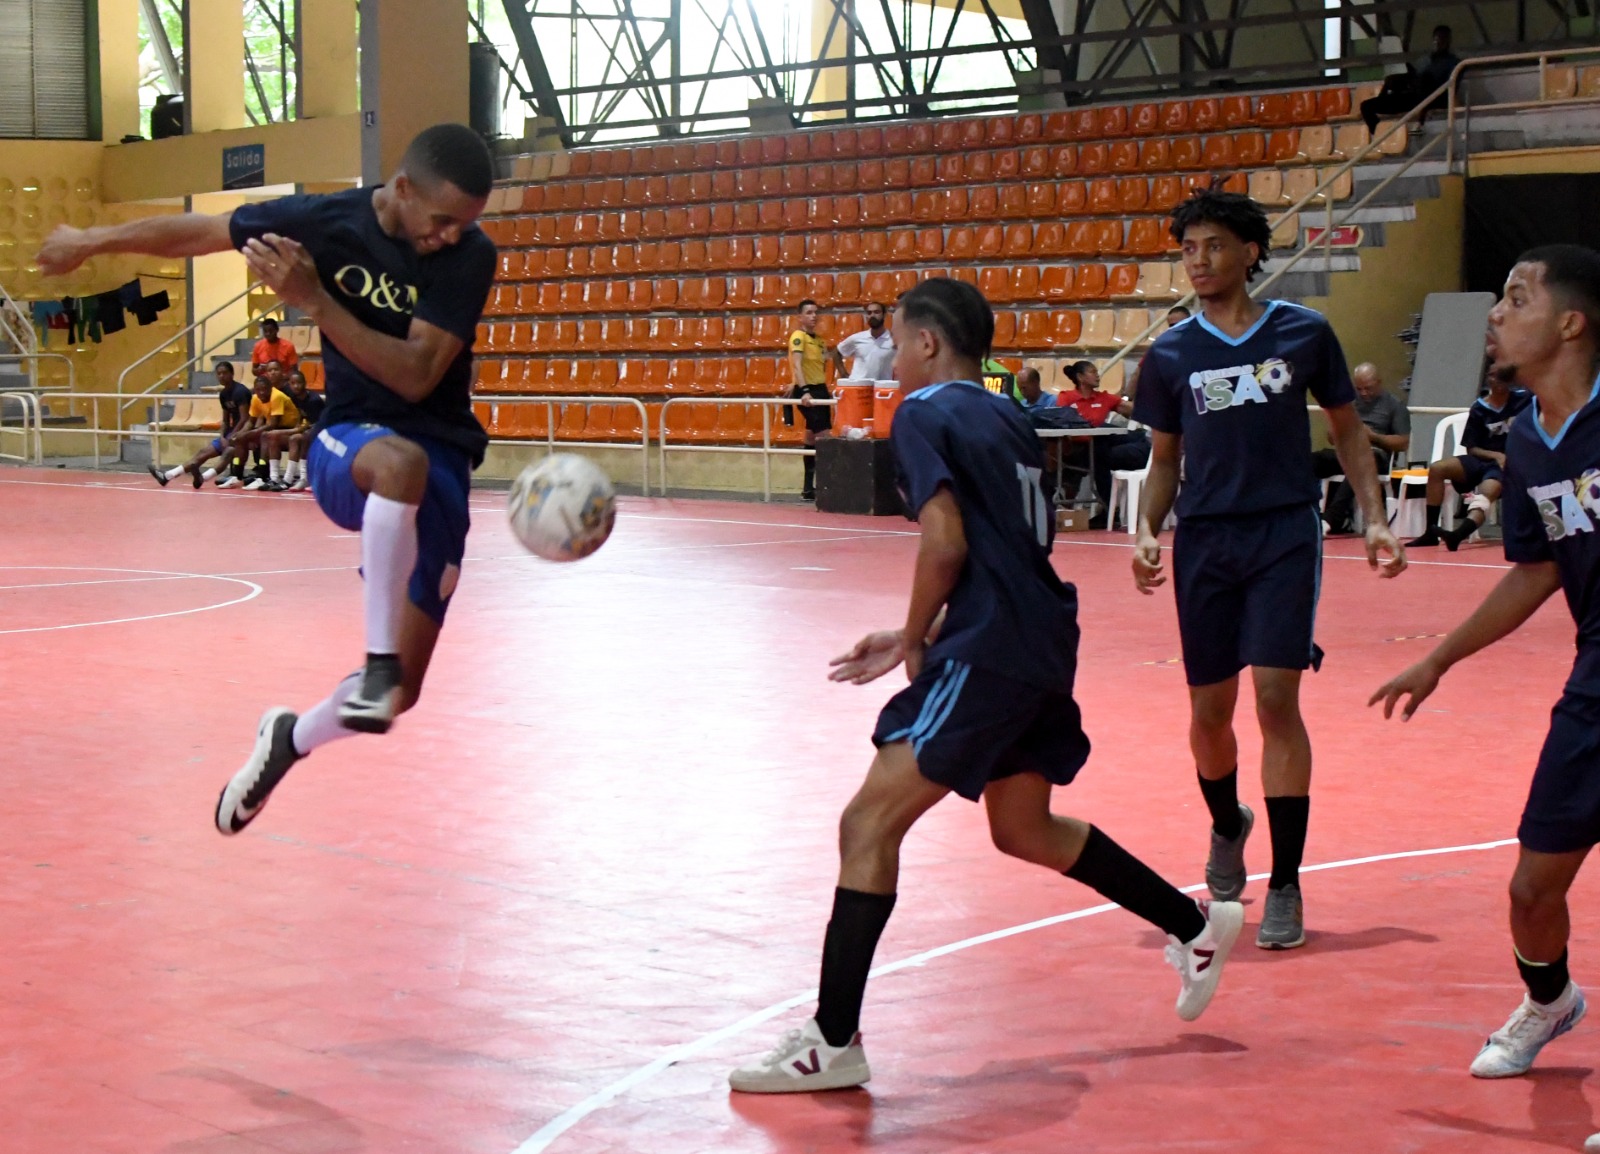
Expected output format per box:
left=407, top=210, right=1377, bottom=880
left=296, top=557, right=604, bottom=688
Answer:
left=218, top=380, right=252, bottom=437
left=892, top=379, right=1079, bottom=688
left=291, top=388, right=327, bottom=425
left=1131, top=301, right=1356, bottom=518
left=228, top=187, right=497, bottom=464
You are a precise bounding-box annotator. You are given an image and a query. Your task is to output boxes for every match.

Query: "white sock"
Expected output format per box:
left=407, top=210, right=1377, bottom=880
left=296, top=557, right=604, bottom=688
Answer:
left=292, top=673, right=362, bottom=755
left=164, top=465, right=184, bottom=480
left=285, top=459, right=299, bottom=483
left=269, top=456, right=281, bottom=482
left=361, top=493, right=419, bottom=655
left=202, top=467, right=217, bottom=481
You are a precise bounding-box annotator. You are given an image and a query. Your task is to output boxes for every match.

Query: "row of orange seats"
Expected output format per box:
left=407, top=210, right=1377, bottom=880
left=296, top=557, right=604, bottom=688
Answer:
left=485, top=262, right=1167, bottom=327
left=474, top=400, right=809, bottom=447
left=525, top=89, right=1356, bottom=183
left=500, top=126, right=1354, bottom=219
left=485, top=172, right=1247, bottom=254
left=473, top=303, right=1149, bottom=361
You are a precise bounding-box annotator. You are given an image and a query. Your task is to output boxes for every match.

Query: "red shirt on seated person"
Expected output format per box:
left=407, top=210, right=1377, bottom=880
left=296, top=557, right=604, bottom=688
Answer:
left=1056, top=360, right=1132, bottom=426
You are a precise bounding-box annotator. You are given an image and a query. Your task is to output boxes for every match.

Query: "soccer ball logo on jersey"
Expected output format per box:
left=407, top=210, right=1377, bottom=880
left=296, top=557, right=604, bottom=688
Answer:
left=1529, top=470, right=1600, bottom=540
left=1188, top=359, right=1294, bottom=414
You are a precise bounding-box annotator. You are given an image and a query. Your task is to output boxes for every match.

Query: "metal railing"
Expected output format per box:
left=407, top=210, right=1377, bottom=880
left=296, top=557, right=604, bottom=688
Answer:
left=659, top=396, right=835, bottom=501
left=116, top=281, right=282, bottom=406
left=478, top=394, right=651, bottom=495
left=1094, top=49, right=1600, bottom=386
left=0, top=391, right=42, bottom=463
left=1445, top=44, right=1600, bottom=170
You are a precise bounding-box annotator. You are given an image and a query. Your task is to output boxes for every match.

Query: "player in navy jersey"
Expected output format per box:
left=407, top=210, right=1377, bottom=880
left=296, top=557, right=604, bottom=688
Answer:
left=1131, top=191, right=1406, bottom=951
left=1374, top=246, right=1600, bottom=1091
left=37, top=124, right=497, bottom=834
left=729, top=279, right=1244, bottom=1095
left=1408, top=377, right=1533, bottom=550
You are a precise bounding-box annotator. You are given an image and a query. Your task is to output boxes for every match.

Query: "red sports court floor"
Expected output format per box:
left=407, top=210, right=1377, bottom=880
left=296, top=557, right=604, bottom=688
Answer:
left=1, top=464, right=1596, bottom=1154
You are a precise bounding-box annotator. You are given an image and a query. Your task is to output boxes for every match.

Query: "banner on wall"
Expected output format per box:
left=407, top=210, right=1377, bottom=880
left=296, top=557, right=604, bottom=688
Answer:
left=1464, top=174, right=1600, bottom=295
left=222, top=144, right=266, bottom=191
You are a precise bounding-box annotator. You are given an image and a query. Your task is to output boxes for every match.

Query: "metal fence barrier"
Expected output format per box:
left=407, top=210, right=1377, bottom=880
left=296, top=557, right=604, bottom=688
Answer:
left=659, top=395, right=836, bottom=501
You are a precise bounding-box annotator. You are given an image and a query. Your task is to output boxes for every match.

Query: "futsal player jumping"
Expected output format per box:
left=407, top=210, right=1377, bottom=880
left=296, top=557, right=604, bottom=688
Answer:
left=1373, top=245, right=1600, bottom=1089
left=37, top=124, right=497, bottom=835
left=729, top=279, right=1244, bottom=1094
left=1131, top=191, right=1406, bottom=950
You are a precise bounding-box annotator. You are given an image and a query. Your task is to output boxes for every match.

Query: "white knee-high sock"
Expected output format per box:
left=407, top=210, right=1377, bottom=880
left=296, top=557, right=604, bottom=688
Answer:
left=362, top=493, right=419, bottom=655
left=293, top=673, right=362, bottom=755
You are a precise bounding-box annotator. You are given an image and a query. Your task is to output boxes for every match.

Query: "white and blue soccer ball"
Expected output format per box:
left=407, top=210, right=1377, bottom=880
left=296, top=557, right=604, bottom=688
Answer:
left=507, top=454, right=617, bottom=562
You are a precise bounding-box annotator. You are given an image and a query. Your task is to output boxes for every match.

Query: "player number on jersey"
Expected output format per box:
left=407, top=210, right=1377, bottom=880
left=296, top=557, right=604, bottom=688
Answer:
left=1016, top=463, right=1049, bottom=547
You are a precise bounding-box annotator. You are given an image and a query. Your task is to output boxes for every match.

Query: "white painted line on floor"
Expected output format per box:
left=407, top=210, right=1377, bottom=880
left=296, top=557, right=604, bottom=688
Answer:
left=511, top=835, right=1519, bottom=1154
left=0, top=566, right=262, bottom=634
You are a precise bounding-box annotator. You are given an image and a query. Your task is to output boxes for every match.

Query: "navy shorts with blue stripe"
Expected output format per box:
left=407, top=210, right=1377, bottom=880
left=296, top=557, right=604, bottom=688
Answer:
left=872, top=658, right=1091, bottom=801
left=307, top=422, right=473, bottom=626
left=1452, top=453, right=1503, bottom=494
left=1520, top=677, right=1600, bottom=854
left=1173, top=503, right=1324, bottom=687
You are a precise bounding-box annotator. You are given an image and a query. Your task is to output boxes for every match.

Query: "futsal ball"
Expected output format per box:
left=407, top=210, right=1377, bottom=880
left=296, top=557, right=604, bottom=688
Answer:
left=507, top=454, right=617, bottom=562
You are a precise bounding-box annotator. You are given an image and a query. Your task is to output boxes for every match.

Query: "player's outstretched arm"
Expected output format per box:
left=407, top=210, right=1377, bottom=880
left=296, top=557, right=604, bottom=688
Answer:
left=1325, top=402, right=1406, bottom=577
left=1369, top=560, right=1561, bottom=719
left=902, top=488, right=967, bottom=680
left=241, top=234, right=462, bottom=404
left=37, top=214, right=235, bottom=277
left=1133, top=430, right=1181, bottom=594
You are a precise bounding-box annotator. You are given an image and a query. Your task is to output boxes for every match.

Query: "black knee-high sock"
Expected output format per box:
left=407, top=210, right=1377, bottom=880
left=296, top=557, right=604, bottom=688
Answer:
left=815, top=888, right=896, bottom=1047
left=1265, top=795, right=1310, bottom=890
left=1066, top=825, right=1207, bottom=942
left=1423, top=503, right=1441, bottom=532
left=803, top=454, right=816, bottom=492
left=1198, top=769, right=1243, bottom=839
left=1517, top=947, right=1572, bottom=1005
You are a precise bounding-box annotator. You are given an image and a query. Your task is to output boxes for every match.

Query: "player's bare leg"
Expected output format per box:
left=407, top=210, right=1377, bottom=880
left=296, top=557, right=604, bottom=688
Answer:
left=1473, top=847, right=1590, bottom=1078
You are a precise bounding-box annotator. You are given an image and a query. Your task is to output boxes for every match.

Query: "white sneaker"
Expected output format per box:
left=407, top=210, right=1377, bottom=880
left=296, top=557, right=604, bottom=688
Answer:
left=288, top=477, right=309, bottom=492
left=243, top=477, right=267, bottom=491
left=728, top=1018, right=870, bottom=1093
left=1584, top=1131, right=1600, bottom=1152
left=216, top=475, right=242, bottom=489
left=1166, top=899, right=1244, bottom=1022
left=1470, top=984, right=1586, bottom=1078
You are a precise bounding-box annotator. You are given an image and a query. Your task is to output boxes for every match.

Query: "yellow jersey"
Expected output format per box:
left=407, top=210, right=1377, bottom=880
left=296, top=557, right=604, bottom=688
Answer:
left=249, top=388, right=302, bottom=427
left=788, top=329, right=828, bottom=386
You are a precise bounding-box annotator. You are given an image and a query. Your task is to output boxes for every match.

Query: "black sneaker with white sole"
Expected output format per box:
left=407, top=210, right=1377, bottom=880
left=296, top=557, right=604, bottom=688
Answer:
left=147, top=464, right=170, bottom=487
left=215, top=708, right=302, bottom=835
left=338, top=654, right=404, bottom=734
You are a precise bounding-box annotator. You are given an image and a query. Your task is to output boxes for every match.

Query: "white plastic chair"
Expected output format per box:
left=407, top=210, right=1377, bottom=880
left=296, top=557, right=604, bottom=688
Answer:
left=1397, top=411, right=1468, bottom=528
left=1107, top=445, right=1177, bottom=535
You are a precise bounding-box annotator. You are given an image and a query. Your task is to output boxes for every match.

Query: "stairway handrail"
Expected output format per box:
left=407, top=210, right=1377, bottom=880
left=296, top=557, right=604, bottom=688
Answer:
left=1093, top=47, right=1600, bottom=384
left=115, top=280, right=280, bottom=408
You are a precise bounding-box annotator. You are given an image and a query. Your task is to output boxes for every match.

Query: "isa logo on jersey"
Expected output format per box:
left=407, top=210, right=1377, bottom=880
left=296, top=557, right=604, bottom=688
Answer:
left=1188, top=359, right=1294, bottom=414
left=1533, top=470, right=1600, bottom=540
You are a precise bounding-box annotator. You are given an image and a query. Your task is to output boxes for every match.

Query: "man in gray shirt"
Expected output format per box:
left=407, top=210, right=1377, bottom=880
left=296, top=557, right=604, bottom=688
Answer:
left=1313, top=362, right=1410, bottom=534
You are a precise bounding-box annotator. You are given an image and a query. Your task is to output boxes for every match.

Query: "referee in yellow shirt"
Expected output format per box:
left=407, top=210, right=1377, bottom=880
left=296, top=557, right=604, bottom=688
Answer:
left=783, top=298, right=833, bottom=501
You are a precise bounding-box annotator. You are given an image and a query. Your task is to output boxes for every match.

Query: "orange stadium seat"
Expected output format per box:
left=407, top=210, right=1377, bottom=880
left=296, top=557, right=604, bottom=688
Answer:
left=1069, top=263, right=1108, bottom=302
left=1049, top=309, right=1083, bottom=348
left=1079, top=142, right=1109, bottom=175
left=1016, top=310, right=1052, bottom=350
left=1108, top=264, right=1140, bottom=298
left=1041, top=266, right=1074, bottom=302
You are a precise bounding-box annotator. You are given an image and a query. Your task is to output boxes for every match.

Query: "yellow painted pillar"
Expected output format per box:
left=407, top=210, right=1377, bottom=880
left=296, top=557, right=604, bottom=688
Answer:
left=810, top=0, right=851, bottom=122
left=298, top=0, right=359, bottom=119
left=359, top=0, right=469, bottom=183
left=188, top=192, right=252, bottom=369
left=184, top=1, right=247, bottom=133
left=98, top=0, right=142, bottom=143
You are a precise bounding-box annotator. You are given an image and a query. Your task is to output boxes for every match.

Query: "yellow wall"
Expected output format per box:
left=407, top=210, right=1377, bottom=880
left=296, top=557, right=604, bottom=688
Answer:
left=300, top=0, right=360, bottom=119
left=98, top=0, right=142, bottom=144
left=361, top=0, right=470, bottom=180
left=186, top=1, right=247, bottom=133
left=102, top=115, right=362, bottom=203
left=188, top=191, right=254, bottom=372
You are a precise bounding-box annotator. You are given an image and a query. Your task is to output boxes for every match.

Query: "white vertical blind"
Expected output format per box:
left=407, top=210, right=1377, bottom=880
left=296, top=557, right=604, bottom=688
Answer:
left=0, top=0, right=90, bottom=139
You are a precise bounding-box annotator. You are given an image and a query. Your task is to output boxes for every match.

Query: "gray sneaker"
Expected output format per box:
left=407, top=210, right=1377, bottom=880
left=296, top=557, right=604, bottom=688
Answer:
left=1205, top=803, right=1254, bottom=901
left=1257, top=884, right=1306, bottom=950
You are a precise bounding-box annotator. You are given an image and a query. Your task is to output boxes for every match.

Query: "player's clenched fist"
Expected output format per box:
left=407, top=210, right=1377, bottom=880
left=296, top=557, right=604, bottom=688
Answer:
left=1132, top=533, right=1165, bottom=594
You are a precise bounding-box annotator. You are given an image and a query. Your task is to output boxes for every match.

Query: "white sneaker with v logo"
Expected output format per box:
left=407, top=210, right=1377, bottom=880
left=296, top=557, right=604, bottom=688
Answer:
left=1167, top=899, right=1245, bottom=1021
left=728, top=1018, right=870, bottom=1093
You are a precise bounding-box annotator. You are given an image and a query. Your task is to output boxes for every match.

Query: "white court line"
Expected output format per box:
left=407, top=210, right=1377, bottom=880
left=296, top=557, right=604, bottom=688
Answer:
left=1053, top=535, right=1512, bottom=571
left=0, top=566, right=262, bottom=635
left=511, top=835, right=1518, bottom=1154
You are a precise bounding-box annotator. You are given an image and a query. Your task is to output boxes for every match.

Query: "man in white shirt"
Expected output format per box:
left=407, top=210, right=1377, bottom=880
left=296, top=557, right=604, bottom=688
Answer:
left=833, top=302, right=896, bottom=380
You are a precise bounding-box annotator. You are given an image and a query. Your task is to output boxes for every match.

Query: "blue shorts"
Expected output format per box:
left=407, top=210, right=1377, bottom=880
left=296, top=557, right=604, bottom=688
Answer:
left=1452, top=453, right=1503, bottom=494
left=1174, top=504, right=1324, bottom=687
left=307, top=422, right=473, bottom=625
left=872, top=658, right=1090, bottom=801
left=211, top=437, right=227, bottom=453
left=1520, top=677, right=1600, bottom=854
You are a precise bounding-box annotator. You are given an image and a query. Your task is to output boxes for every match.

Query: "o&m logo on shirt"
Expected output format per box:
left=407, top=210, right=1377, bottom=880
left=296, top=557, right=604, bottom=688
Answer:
left=334, top=265, right=418, bottom=315
left=1531, top=471, right=1600, bottom=541
left=1188, top=358, right=1294, bottom=413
